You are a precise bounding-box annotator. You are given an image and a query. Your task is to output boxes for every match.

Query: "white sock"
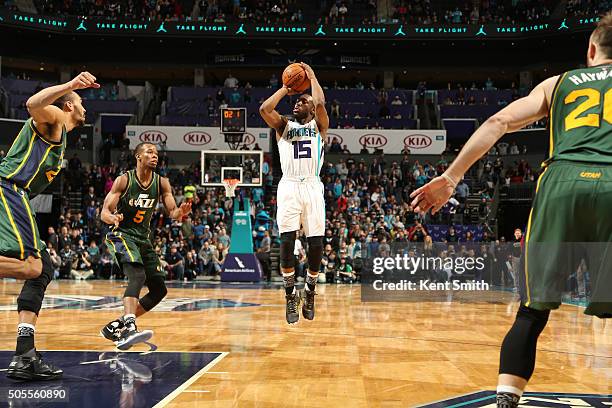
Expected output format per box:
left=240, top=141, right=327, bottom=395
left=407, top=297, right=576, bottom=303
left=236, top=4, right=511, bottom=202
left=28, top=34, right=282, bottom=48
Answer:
left=497, top=385, right=523, bottom=397
left=123, top=314, right=136, bottom=322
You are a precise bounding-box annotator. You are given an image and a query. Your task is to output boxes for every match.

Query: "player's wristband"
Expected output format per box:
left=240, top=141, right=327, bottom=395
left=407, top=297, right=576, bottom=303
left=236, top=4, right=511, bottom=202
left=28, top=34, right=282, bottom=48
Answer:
left=441, top=173, right=458, bottom=189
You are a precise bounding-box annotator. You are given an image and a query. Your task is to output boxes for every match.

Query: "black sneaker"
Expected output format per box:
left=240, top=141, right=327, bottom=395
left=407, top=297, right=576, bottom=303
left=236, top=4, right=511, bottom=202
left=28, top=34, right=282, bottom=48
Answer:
left=7, top=349, right=62, bottom=381
left=496, top=393, right=520, bottom=408
left=100, top=318, right=124, bottom=343
left=285, top=291, right=301, bottom=324
left=302, top=289, right=316, bottom=320
left=115, top=322, right=153, bottom=351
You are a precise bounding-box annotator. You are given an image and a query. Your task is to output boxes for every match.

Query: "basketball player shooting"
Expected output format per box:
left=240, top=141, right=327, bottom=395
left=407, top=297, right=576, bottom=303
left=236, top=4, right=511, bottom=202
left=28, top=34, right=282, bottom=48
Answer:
left=259, top=62, right=329, bottom=324
left=410, top=15, right=612, bottom=408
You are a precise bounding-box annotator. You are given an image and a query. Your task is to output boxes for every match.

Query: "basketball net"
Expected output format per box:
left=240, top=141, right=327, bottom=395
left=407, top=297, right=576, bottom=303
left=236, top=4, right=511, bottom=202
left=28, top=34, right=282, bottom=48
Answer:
left=222, top=178, right=240, bottom=198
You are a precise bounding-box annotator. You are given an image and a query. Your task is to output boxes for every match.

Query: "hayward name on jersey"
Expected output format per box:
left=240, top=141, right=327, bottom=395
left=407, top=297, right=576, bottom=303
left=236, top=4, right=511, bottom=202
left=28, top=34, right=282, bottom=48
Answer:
left=548, top=64, right=612, bottom=164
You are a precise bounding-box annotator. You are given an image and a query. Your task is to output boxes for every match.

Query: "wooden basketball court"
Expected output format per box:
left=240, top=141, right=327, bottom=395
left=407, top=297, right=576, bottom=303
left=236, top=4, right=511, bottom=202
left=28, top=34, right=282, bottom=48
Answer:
left=0, top=280, right=609, bottom=407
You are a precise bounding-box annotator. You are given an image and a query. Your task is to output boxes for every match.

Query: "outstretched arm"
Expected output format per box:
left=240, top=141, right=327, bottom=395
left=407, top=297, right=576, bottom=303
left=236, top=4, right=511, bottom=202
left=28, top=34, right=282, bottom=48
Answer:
left=410, top=75, right=558, bottom=214
left=100, top=174, right=128, bottom=227
left=160, top=177, right=192, bottom=220
left=301, top=62, right=329, bottom=137
left=27, top=72, right=100, bottom=126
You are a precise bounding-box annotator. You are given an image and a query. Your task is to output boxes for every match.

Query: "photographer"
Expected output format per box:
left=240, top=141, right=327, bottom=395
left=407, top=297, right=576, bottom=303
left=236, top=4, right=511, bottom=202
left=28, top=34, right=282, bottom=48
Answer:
left=59, top=244, right=75, bottom=279
left=47, top=244, right=62, bottom=279
left=71, top=249, right=94, bottom=280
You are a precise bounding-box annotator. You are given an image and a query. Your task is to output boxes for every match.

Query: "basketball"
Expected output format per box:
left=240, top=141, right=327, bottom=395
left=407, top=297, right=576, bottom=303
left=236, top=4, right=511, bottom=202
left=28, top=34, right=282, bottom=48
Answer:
left=282, top=63, right=310, bottom=92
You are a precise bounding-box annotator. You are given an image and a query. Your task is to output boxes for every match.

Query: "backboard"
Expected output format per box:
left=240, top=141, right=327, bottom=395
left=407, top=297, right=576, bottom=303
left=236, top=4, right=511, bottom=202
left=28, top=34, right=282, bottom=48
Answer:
left=200, top=150, right=264, bottom=187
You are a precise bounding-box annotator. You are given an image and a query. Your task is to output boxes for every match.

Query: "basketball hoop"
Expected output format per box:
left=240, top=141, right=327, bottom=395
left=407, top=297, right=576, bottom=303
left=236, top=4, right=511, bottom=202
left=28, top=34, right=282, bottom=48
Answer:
left=222, top=178, right=240, bottom=198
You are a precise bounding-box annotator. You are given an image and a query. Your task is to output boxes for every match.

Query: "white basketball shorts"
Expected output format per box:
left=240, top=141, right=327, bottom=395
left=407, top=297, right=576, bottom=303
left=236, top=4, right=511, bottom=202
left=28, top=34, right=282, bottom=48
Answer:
left=276, top=176, right=325, bottom=237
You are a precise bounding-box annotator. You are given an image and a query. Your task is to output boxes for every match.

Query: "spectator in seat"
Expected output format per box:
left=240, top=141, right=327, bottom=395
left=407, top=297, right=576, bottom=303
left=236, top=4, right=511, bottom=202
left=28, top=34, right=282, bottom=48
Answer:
left=336, top=257, right=355, bottom=283
left=224, top=73, right=239, bottom=88
left=184, top=251, right=198, bottom=281
left=166, top=246, right=185, bottom=280
left=391, top=95, right=403, bottom=106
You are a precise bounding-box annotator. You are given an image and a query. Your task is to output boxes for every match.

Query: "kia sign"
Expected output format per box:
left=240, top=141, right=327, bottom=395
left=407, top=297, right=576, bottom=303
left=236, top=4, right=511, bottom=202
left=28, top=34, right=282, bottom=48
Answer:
left=327, top=133, right=344, bottom=145
left=139, top=130, right=167, bottom=144
left=404, top=134, right=433, bottom=149
left=126, top=126, right=445, bottom=154
left=243, top=133, right=256, bottom=146
left=359, top=134, right=388, bottom=148
left=183, top=131, right=211, bottom=146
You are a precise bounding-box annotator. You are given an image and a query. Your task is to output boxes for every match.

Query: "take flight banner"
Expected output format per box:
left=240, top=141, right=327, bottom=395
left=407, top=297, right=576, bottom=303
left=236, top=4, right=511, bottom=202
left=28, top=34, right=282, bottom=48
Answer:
left=0, top=9, right=599, bottom=40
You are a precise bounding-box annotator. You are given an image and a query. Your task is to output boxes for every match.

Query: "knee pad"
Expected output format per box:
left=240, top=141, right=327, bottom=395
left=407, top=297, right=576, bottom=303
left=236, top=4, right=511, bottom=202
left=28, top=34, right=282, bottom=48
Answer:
left=280, top=231, right=296, bottom=269
left=499, top=305, right=550, bottom=380
left=306, top=236, right=323, bottom=273
left=139, top=276, right=167, bottom=311
left=123, top=263, right=146, bottom=299
left=17, top=251, right=53, bottom=315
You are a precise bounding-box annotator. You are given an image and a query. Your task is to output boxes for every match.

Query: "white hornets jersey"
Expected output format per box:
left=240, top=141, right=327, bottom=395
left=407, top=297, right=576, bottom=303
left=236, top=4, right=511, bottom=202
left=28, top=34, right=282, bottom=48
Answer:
left=278, top=118, right=324, bottom=178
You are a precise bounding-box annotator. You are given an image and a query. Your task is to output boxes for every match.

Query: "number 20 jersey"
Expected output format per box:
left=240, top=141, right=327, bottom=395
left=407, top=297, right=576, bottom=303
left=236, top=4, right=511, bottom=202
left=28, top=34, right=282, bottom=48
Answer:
left=548, top=64, right=612, bottom=164
left=278, top=118, right=324, bottom=178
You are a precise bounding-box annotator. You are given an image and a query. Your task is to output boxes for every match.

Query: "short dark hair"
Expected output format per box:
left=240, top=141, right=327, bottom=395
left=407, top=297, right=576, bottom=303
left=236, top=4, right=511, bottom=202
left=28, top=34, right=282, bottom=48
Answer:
left=134, top=142, right=155, bottom=157
left=592, top=12, right=612, bottom=58
left=52, top=92, right=77, bottom=110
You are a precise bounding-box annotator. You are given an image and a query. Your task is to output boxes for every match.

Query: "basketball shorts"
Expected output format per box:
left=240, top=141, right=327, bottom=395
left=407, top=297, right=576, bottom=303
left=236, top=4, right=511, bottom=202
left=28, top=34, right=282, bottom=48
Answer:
left=521, top=160, right=612, bottom=318
left=276, top=176, right=325, bottom=237
left=105, top=231, right=164, bottom=279
left=0, top=179, right=42, bottom=260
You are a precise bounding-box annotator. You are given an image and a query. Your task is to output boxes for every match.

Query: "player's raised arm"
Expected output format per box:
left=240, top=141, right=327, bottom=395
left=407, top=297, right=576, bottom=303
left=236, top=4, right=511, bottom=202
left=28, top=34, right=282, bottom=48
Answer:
left=160, top=176, right=192, bottom=220
left=26, top=72, right=100, bottom=126
left=100, top=174, right=128, bottom=227
left=410, top=75, right=558, bottom=214
left=301, top=62, right=329, bottom=136
left=259, top=87, right=290, bottom=136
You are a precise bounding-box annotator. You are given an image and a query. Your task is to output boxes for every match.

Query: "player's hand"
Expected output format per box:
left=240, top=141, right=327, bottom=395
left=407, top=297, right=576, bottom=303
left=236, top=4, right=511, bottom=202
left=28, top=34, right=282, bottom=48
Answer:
left=283, top=85, right=298, bottom=96
left=69, top=72, right=100, bottom=90
left=109, top=213, right=123, bottom=227
left=410, top=176, right=456, bottom=215
left=179, top=201, right=192, bottom=217
left=300, top=62, right=315, bottom=80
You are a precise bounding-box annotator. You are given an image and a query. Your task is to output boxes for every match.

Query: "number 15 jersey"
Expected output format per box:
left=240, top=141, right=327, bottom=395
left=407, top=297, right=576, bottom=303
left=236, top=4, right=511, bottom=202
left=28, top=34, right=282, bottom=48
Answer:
left=278, top=118, right=324, bottom=178
left=548, top=64, right=612, bottom=164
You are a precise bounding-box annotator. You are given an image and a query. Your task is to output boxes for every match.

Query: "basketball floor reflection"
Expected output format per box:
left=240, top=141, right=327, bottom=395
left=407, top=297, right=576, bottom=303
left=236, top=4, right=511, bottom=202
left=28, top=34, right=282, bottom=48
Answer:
left=0, top=350, right=225, bottom=407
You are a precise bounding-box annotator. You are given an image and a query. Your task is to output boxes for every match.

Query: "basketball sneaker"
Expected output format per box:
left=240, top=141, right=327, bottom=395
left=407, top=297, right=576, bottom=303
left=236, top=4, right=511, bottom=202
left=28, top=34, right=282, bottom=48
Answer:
left=496, top=393, right=520, bottom=408
left=115, top=321, right=153, bottom=351
left=285, top=291, right=301, bottom=324
left=100, top=318, right=124, bottom=343
left=302, top=289, right=316, bottom=320
left=6, top=349, right=63, bottom=381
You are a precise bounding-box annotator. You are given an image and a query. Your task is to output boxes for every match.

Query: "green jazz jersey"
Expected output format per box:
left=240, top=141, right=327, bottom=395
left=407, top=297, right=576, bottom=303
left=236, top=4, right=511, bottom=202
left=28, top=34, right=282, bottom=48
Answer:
left=115, top=170, right=160, bottom=242
left=548, top=64, right=612, bottom=164
left=0, top=118, right=66, bottom=195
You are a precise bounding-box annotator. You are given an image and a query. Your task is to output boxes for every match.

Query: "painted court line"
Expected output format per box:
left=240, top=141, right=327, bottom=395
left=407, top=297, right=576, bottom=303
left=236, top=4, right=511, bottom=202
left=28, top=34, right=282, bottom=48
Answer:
left=152, top=352, right=228, bottom=408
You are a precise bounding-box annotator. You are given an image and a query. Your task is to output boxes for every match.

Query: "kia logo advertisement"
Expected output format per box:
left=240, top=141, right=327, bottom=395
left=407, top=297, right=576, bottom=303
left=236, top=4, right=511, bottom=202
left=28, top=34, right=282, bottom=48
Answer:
left=243, top=133, right=256, bottom=146
left=139, top=131, right=167, bottom=143
left=403, top=134, right=432, bottom=149
left=183, top=132, right=212, bottom=145
left=327, top=133, right=344, bottom=145
left=359, top=134, right=387, bottom=148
